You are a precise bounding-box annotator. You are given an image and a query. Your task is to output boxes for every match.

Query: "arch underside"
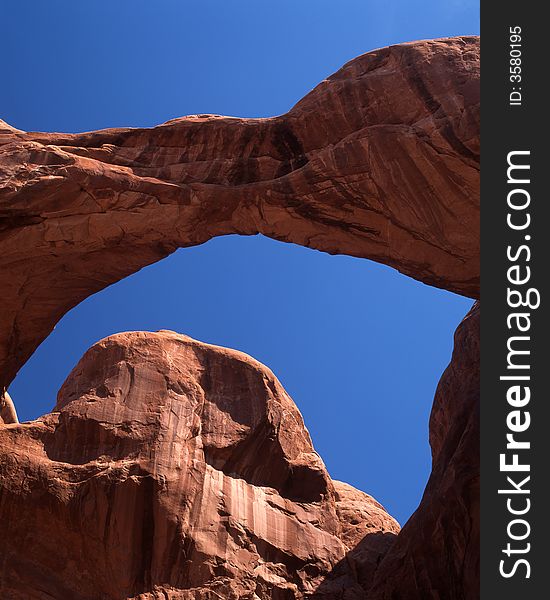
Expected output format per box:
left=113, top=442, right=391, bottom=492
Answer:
left=0, top=36, right=479, bottom=598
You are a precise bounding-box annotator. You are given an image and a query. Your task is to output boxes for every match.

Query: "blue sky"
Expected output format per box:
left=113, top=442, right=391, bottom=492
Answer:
left=2, top=0, right=478, bottom=524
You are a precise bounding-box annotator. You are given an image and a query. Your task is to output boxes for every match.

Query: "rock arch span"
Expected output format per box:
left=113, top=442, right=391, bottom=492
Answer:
left=0, top=36, right=479, bottom=598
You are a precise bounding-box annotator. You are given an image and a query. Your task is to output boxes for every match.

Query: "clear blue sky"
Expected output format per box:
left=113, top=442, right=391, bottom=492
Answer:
left=2, top=0, right=478, bottom=524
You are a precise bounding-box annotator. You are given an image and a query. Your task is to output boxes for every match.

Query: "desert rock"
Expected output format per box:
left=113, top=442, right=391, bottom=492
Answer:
left=367, top=302, right=479, bottom=599
left=0, top=331, right=399, bottom=599
left=0, top=35, right=480, bottom=599
left=0, top=36, right=479, bottom=393
left=0, top=390, right=18, bottom=424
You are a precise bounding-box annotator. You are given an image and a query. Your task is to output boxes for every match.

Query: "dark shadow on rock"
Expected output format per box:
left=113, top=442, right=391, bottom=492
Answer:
left=309, top=531, right=399, bottom=599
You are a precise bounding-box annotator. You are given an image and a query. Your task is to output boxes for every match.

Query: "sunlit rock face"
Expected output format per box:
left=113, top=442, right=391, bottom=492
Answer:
left=0, top=35, right=479, bottom=599
left=0, top=36, right=479, bottom=393
left=0, top=331, right=399, bottom=599
left=0, top=391, right=17, bottom=424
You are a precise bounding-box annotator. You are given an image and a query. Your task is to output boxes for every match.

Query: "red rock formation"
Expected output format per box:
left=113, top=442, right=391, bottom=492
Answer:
left=0, top=35, right=480, bottom=599
left=0, top=391, right=17, bottom=424
left=0, top=36, right=479, bottom=393
left=0, top=331, right=399, bottom=599
left=367, top=302, right=480, bottom=599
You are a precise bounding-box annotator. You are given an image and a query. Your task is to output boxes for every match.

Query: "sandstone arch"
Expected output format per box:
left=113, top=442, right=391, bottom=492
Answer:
left=0, top=36, right=478, bottom=393
left=0, top=36, right=479, bottom=599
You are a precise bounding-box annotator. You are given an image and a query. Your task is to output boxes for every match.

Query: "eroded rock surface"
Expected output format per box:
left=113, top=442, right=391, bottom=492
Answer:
left=0, top=35, right=480, bottom=599
left=0, top=391, right=18, bottom=424
left=0, top=331, right=399, bottom=599
left=0, top=36, right=479, bottom=392
left=367, top=302, right=479, bottom=599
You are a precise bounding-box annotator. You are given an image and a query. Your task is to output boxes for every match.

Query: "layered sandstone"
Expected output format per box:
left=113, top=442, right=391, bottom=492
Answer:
left=0, top=36, right=479, bottom=393
left=0, top=35, right=480, bottom=599
left=0, top=331, right=399, bottom=599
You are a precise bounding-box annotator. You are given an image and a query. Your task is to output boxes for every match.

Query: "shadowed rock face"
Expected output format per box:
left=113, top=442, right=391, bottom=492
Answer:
left=0, top=36, right=479, bottom=599
left=0, top=36, right=479, bottom=392
left=0, top=331, right=399, bottom=599
left=368, top=303, right=479, bottom=599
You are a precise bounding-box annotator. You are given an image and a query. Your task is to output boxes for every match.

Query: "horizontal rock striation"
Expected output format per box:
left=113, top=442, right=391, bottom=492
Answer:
left=0, top=35, right=480, bottom=599
left=0, top=36, right=479, bottom=393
